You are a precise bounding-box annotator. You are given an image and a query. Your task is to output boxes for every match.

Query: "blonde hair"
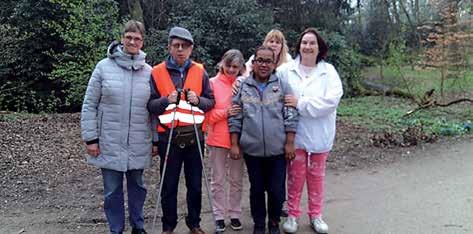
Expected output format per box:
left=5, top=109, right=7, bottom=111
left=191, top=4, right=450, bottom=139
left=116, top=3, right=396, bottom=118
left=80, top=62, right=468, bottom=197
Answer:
left=263, top=29, right=289, bottom=67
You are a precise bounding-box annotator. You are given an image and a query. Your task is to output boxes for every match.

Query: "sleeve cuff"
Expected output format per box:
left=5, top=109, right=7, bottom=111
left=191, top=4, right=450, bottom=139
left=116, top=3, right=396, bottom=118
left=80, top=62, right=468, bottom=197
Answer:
left=85, top=139, right=99, bottom=145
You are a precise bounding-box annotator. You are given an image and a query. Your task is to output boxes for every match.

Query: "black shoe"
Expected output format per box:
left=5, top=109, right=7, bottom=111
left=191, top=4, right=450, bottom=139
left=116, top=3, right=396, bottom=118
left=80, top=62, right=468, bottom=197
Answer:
left=268, top=221, right=280, bottom=234
left=269, top=226, right=280, bottom=234
left=253, top=227, right=265, bottom=234
left=216, top=219, right=226, bottom=232
left=131, top=228, right=147, bottom=234
left=230, top=218, right=242, bottom=230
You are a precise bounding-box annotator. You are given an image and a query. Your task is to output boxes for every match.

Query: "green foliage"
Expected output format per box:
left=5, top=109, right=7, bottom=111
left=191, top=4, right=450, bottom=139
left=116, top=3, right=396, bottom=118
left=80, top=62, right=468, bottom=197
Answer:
left=144, top=0, right=274, bottom=73
left=358, top=0, right=392, bottom=56
left=47, top=0, right=121, bottom=111
left=268, top=0, right=354, bottom=33
left=0, top=0, right=120, bottom=112
left=0, top=0, right=62, bottom=112
left=0, top=24, right=22, bottom=82
left=386, top=40, right=409, bottom=67
left=321, top=31, right=363, bottom=97
left=338, top=96, right=472, bottom=137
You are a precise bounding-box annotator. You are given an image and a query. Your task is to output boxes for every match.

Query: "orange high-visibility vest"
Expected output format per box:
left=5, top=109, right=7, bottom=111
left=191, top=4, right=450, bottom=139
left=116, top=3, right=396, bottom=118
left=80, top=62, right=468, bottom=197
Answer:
left=151, top=61, right=206, bottom=132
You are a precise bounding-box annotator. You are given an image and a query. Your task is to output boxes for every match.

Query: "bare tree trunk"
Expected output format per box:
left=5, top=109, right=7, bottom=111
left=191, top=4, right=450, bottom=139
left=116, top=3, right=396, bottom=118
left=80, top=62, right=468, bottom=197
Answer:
left=382, top=0, right=393, bottom=26
left=144, top=0, right=156, bottom=29
left=414, top=0, right=419, bottom=25
left=357, top=0, right=362, bottom=26
left=440, top=30, right=446, bottom=99
left=398, top=0, right=414, bottom=28
left=116, top=0, right=129, bottom=19
left=127, top=0, right=144, bottom=25
left=156, top=0, right=166, bottom=29
left=392, top=0, right=401, bottom=26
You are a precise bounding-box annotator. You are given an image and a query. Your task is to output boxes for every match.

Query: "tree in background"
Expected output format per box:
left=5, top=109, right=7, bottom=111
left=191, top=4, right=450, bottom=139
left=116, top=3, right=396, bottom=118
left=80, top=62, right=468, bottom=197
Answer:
left=0, top=0, right=63, bottom=112
left=418, top=0, right=472, bottom=98
left=0, top=0, right=121, bottom=112
left=144, top=0, right=274, bottom=74
left=48, top=0, right=121, bottom=111
left=359, top=0, right=392, bottom=56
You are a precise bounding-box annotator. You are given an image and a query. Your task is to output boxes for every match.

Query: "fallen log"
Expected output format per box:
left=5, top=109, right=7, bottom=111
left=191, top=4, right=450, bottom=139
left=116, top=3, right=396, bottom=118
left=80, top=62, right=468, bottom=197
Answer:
left=404, top=98, right=473, bottom=117
left=361, top=80, right=417, bottom=100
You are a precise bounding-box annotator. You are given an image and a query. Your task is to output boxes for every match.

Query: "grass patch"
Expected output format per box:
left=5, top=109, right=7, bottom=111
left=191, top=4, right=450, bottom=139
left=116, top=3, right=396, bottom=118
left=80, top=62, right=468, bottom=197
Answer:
left=338, top=96, right=472, bottom=136
left=362, top=66, right=473, bottom=98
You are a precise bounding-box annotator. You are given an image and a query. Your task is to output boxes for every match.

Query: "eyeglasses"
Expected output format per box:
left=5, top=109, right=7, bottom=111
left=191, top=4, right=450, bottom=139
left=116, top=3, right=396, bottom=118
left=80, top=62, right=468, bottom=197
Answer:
left=171, top=43, right=192, bottom=50
left=253, top=58, right=274, bottom=65
left=124, top=35, right=143, bottom=43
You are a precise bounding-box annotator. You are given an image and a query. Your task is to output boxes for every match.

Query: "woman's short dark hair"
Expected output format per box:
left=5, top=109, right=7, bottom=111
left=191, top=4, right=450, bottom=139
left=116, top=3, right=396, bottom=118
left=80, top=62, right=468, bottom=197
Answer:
left=123, top=20, right=145, bottom=37
left=295, top=27, right=328, bottom=64
left=253, top=45, right=275, bottom=62
left=253, top=46, right=276, bottom=74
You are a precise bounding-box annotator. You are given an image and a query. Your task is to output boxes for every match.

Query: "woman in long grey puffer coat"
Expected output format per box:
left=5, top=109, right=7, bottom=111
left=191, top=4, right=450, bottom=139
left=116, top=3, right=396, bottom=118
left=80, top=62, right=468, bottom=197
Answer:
left=80, top=20, right=156, bottom=234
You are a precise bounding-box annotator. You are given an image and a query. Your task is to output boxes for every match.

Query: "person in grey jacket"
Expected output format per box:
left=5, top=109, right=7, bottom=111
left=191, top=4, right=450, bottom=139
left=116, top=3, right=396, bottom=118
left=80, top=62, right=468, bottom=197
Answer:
left=228, top=46, right=298, bottom=234
left=80, top=20, right=156, bottom=234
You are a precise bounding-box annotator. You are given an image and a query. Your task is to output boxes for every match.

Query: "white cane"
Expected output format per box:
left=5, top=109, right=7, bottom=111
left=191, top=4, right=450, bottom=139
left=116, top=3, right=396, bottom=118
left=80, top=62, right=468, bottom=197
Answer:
left=186, top=89, right=222, bottom=234
left=151, top=89, right=182, bottom=234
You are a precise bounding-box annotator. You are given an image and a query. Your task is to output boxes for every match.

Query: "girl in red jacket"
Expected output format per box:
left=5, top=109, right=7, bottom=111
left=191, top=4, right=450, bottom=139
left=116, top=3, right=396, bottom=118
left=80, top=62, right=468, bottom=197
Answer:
left=206, top=49, right=246, bottom=232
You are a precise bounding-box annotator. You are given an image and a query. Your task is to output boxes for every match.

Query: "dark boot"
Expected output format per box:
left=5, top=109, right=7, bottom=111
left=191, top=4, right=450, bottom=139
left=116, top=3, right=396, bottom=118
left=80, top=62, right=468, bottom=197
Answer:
left=131, top=228, right=147, bottom=234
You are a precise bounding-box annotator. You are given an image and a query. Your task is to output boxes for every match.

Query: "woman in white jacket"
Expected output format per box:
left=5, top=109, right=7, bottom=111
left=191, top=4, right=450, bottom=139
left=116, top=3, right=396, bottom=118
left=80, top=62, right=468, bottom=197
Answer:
left=278, top=28, right=343, bottom=234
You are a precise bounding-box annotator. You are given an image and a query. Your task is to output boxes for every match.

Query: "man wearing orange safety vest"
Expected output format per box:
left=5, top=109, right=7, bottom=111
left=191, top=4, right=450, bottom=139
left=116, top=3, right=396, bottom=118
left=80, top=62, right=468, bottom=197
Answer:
left=148, top=26, right=215, bottom=234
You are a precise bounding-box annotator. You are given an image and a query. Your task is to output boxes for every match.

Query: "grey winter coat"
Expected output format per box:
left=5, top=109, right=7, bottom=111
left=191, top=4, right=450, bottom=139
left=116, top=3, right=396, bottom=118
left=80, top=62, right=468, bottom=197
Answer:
left=81, top=41, right=154, bottom=172
left=228, top=73, right=298, bottom=157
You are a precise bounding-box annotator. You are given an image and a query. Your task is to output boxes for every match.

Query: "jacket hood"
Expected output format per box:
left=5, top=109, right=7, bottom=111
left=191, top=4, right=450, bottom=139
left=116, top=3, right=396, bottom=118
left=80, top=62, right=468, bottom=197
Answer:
left=107, top=41, right=147, bottom=70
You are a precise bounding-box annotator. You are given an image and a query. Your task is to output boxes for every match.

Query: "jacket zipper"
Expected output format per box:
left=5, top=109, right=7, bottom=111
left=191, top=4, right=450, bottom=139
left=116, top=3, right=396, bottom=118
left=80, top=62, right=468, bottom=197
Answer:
left=257, top=85, right=266, bottom=156
left=127, top=62, right=134, bottom=146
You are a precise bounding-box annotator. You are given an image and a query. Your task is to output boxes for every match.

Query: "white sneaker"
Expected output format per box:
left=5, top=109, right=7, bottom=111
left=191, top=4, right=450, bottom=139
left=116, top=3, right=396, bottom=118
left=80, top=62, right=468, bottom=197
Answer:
left=311, top=217, right=328, bottom=233
left=282, top=216, right=298, bottom=233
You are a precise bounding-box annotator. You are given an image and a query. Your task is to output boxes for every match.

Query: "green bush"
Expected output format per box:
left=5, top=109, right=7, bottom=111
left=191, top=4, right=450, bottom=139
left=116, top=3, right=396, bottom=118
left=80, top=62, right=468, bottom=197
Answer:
left=0, top=0, right=62, bottom=112
left=322, top=31, right=363, bottom=97
left=144, top=0, right=274, bottom=74
left=47, top=0, right=122, bottom=112
left=0, top=0, right=121, bottom=113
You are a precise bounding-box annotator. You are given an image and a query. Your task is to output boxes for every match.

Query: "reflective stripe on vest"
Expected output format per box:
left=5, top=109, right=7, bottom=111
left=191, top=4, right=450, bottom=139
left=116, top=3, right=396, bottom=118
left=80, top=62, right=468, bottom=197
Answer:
left=158, top=101, right=205, bottom=124
left=151, top=61, right=205, bottom=132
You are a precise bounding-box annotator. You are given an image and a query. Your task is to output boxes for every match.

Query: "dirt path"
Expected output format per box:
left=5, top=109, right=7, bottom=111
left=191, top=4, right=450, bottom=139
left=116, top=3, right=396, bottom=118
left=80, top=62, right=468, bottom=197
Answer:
left=0, top=114, right=471, bottom=234
left=324, top=137, right=473, bottom=234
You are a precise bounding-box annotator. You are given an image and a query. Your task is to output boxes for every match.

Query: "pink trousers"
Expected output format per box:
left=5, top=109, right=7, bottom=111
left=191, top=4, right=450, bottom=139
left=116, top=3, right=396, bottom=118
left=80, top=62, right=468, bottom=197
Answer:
left=287, top=149, right=329, bottom=219
left=208, top=146, right=244, bottom=220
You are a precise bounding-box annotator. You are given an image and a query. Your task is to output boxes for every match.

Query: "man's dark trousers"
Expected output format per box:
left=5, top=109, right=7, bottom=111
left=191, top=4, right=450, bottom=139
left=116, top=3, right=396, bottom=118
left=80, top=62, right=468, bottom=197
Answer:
left=158, top=140, right=204, bottom=231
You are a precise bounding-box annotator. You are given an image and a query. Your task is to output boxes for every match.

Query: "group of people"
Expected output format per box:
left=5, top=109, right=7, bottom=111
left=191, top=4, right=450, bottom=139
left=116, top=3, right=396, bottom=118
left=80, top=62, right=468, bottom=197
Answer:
left=81, top=20, right=343, bottom=234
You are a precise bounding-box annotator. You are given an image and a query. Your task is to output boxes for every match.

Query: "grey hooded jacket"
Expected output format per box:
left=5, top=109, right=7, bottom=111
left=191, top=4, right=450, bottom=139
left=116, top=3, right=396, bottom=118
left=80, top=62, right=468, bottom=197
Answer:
left=81, top=41, right=154, bottom=172
left=228, top=73, right=298, bottom=157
